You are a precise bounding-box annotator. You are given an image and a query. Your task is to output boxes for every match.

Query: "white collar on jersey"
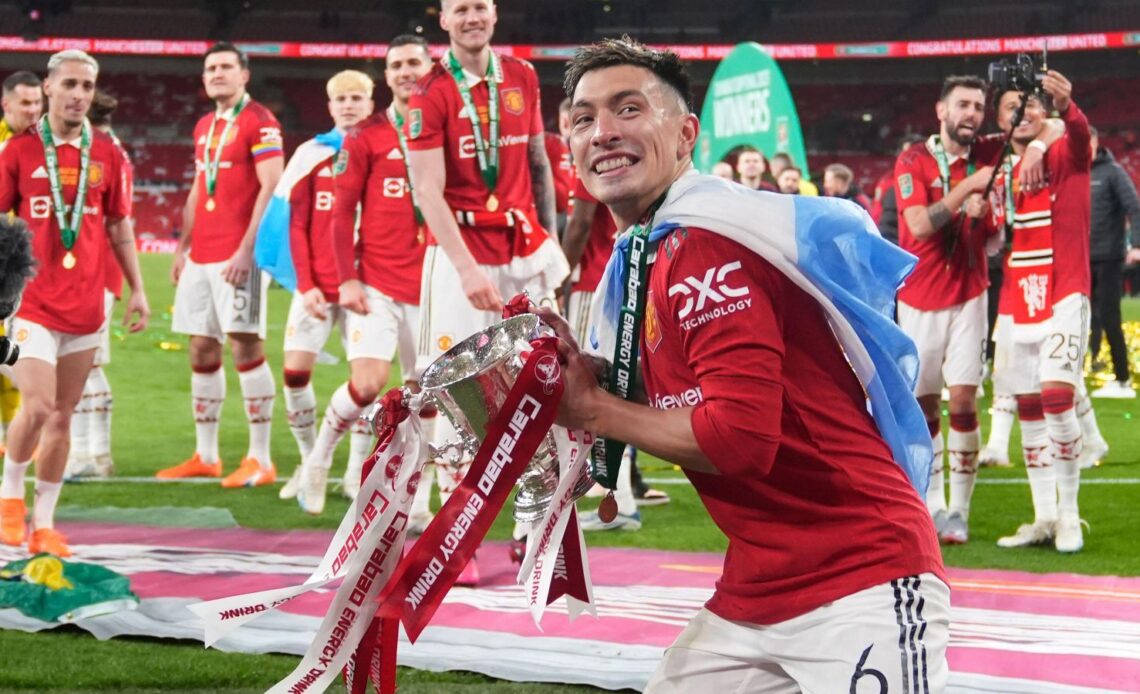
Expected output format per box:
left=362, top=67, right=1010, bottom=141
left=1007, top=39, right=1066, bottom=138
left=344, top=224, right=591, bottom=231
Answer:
left=446, top=49, right=504, bottom=88
left=925, top=134, right=969, bottom=165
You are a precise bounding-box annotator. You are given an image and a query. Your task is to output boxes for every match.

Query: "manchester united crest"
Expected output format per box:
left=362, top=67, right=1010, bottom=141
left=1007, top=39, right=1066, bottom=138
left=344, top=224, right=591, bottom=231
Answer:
left=644, top=291, right=663, bottom=353
left=502, top=88, right=525, bottom=116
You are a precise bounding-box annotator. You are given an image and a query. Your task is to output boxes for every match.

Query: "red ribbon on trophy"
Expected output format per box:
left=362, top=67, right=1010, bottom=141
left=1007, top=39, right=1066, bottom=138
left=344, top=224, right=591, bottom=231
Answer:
left=378, top=337, right=563, bottom=637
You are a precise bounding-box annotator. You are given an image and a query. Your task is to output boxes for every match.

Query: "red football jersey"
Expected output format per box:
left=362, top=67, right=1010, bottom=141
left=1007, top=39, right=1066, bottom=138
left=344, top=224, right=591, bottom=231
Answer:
left=0, top=127, right=129, bottom=334
left=570, top=176, right=617, bottom=293
left=544, top=131, right=571, bottom=214
left=287, top=142, right=339, bottom=301
left=103, top=138, right=132, bottom=300
left=407, top=52, right=544, bottom=264
left=1043, top=102, right=1092, bottom=302
left=641, top=227, right=944, bottom=625
left=332, top=112, right=425, bottom=306
left=894, top=140, right=991, bottom=310
left=189, top=98, right=283, bottom=263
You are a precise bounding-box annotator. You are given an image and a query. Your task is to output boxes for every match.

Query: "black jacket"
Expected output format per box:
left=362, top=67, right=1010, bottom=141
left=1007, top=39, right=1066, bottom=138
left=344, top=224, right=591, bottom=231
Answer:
left=1090, top=147, right=1140, bottom=261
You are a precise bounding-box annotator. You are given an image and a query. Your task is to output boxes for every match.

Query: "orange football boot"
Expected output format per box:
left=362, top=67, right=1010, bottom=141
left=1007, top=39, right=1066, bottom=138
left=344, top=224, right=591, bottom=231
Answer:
left=221, top=457, right=276, bottom=488
left=0, top=498, right=27, bottom=546
left=156, top=453, right=222, bottom=479
left=29, top=528, right=71, bottom=557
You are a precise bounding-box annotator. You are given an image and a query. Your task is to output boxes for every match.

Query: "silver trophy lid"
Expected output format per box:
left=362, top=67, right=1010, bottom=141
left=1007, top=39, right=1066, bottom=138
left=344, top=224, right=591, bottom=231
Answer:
left=419, top=313, right=540, bottom=392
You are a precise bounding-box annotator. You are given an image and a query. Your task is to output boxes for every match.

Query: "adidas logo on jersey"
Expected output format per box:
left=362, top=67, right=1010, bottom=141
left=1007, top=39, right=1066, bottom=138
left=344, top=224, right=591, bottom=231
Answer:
left=31, top=165, right=48, bottom=179
left=387, top=148, right=403, bottom=160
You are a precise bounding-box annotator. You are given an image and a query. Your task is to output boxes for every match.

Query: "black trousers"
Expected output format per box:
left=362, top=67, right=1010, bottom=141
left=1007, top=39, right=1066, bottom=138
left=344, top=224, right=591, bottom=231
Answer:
left=1089, top=259, right=1131, bottom=382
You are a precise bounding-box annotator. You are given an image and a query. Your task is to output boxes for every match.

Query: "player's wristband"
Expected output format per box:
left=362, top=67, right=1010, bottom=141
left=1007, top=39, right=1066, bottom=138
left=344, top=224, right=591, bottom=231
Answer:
left=1028, top=140, right=1048, bottom=154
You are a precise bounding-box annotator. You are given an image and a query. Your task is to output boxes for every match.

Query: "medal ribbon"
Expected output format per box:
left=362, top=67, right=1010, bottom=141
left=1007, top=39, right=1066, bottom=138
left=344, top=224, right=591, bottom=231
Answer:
left=444, top=50, right=499, bottom=194
left=930, top=135, right=976, bottom=266
left=387, top=104, right=425, bottom=225
left=39, top=115, right=91, bottom=253
left=591, top=220, right=652, bottom=490
left=203, top=93, right=248, bottom=198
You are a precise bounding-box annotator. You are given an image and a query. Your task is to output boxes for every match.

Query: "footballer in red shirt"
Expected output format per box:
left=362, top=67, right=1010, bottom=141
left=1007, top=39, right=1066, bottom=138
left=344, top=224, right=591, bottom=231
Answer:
left=0, top=50, right=149, bottom=558
left=553, top=38, right=948, bottom=692
left=404, top=0, right=569, bottom=578
left=292, top=38, right=433, bottom=517
left=988, top=72, right=1098, bottom=554
left=64, top=89, right=134, bottom=481
left=161, top=42, right=284, bottom=489
left=893, top=76, right=997, bottom=544
left=270, top=70, right=376, bottom=511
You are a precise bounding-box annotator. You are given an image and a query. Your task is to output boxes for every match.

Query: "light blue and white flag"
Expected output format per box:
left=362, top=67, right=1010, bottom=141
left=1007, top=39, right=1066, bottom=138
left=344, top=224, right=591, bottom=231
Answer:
left=254, top=128, right=344, bottom=292
left=588, top=171, right=932, bottom=495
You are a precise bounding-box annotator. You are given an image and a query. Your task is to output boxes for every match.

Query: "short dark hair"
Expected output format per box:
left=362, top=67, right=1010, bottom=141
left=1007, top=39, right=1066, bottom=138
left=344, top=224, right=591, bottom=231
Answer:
left=940, top=75, right=988, bottom=101
left=736, top=144, right=761, bottom=155
left=87, top=90, right=118, bottom=127
left=3, top=71, right=41, bottom=95
left=205, top=41, right=248, bottom=70
left=779, top=165, right=802, bottom=177
left=563, top=36, right=693, bottom=112
left=387, top=33, right=429, bottom=60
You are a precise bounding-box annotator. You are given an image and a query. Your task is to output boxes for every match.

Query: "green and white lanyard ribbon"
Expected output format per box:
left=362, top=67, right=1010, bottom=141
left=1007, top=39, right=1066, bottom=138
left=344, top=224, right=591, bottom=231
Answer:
left=203, top=93, right=248, bottom=199
left=444, top=50, right=499, bottom=194
left=930, top=135, right=976, bottom=197
left=592, top=200, right=663, bottom=490
left=40, top=115, right=91, bottom=259
left=387, top=104, right=424, bottom=225
left=1000, top=151, right=1016, bottom=231
left=931, top=135, right=976, bottom=264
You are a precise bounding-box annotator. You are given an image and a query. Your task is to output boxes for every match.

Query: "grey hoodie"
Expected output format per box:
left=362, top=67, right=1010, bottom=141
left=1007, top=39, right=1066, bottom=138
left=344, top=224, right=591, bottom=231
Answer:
left=1090, top=147, right=1140, bottom=261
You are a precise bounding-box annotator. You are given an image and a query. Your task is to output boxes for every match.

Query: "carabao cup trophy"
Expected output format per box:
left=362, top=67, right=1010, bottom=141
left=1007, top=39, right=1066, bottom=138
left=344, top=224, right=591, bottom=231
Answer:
left=417, top=312, right=594, bottom=523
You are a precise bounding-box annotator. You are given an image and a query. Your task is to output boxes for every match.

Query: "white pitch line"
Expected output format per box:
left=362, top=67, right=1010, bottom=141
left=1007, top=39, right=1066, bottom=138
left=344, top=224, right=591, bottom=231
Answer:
left=51, top=475, right=1140, bottom=486
left=642, top=476, right=1140, bottom=486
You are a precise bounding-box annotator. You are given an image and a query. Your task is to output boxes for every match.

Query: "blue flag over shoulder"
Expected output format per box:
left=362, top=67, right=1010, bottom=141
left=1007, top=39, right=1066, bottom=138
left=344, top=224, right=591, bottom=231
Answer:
left=588, top=171, right=933, bottom=496
left=254, top=128, right=343, bottom=292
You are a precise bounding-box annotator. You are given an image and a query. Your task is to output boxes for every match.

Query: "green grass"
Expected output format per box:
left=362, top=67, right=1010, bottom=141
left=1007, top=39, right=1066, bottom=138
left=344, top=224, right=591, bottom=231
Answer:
left=2, top=254, right=1138, bottom=691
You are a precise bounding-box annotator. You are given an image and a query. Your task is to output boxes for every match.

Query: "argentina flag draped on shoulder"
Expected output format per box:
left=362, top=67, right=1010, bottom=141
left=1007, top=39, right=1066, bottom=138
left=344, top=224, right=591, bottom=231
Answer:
left=253, top=127, right=344, bottom=292
left=587, top=170, right=933, bottom=495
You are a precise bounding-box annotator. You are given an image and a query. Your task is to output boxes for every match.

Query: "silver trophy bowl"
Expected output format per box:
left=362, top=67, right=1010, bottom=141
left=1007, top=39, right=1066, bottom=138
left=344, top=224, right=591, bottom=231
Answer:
left=419, top=314, right=591, bottom=524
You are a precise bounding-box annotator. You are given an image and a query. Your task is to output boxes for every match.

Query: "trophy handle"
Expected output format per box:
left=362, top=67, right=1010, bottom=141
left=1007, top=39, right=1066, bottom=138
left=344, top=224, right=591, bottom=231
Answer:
left=361, top=387, right=412, bottom=439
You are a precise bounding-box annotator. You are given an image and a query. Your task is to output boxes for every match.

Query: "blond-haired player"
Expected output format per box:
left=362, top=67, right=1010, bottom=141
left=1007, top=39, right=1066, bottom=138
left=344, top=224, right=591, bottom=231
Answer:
left=276, top=70, right=376, bottom=501
left=295, top=36, right=433, bottom=515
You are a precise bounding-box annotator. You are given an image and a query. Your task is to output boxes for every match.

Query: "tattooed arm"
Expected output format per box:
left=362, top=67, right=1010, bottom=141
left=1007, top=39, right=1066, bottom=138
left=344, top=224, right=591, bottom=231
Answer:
left=528, top=136, right=557, bottom=237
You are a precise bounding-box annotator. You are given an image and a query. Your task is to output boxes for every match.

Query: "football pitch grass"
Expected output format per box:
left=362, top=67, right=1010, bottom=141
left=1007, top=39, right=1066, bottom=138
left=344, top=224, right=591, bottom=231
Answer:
left=1, top=254, right=1138, bottom=692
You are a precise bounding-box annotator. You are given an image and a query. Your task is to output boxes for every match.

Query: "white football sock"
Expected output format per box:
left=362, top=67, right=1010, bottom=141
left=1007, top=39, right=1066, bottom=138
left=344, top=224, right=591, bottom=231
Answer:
left=615, top=445, right=638, bottom=516
left=1021, top=416, right=1057, bottom=524
left=284, top=383, right=318, bottom=461
left=309, top=383, right=366, bottom=470
left=345, top=418, right=372, bottom=489
left=88, top=366, right=113, bottom=458
left=32, top=479, right=63, bottom=530
left=1, top=455, right=31, bottom=499
left=947, top=424, right=980, bottom=519
left=926, top=429, right=946, bottom=513
left=192, top=366, right=226, bottom=463
left=238, top=360, right=275, bottom=468
left=986, top=393, right=1017, bottom=455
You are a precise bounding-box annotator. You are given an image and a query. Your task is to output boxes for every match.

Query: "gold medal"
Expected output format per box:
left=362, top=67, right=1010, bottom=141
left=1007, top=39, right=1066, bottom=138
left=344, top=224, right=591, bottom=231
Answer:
left=485, top=194, right=499, bottom=212
left=205, top=197, right=216, bottom=212
left=62, top=251, right=76, bottom=270
left=598, top=490, right=618, bottom=523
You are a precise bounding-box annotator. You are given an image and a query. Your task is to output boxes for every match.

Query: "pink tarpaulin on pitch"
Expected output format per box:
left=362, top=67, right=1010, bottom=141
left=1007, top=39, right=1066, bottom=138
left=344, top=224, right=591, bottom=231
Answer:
left=1, top=521, right=1137, bottom=693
